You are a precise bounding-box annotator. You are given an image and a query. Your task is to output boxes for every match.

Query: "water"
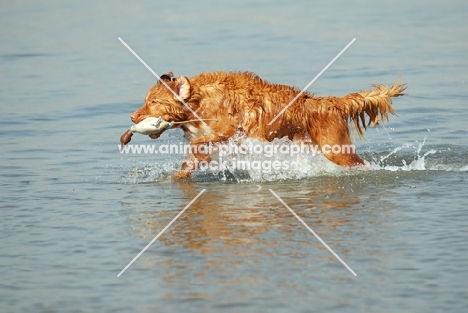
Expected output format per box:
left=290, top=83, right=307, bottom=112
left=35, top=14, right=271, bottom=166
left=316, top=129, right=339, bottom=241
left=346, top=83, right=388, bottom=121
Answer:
left=1, top=0, right=468, bottom=312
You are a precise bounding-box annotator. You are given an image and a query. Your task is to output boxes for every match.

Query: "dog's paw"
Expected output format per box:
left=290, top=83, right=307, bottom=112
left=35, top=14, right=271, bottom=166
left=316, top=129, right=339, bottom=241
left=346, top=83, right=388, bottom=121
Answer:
left=173, top=170, right=192, bottom=180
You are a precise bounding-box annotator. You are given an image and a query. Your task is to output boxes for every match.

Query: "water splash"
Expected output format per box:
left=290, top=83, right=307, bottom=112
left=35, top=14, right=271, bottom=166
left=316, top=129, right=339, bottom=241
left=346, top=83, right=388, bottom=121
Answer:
left=113, top=134, right=468, bottom=184
left=370, top=136, right=436, bottom=172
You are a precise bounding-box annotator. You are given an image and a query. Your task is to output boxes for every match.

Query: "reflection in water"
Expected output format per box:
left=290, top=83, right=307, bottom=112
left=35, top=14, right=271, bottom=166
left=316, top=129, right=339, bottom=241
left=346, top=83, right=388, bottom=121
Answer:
left=122, top=175, right=394, bottom=294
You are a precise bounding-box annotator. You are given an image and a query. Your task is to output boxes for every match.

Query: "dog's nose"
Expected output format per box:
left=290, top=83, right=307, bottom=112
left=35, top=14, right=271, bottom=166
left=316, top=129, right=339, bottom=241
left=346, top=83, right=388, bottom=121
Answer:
left=130, top=113, right=136, bottom=123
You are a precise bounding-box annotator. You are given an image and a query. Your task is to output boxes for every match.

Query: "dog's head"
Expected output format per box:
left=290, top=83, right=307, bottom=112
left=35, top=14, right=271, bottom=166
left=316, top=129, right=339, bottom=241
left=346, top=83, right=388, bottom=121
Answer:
left=130, top=72, right=192, bottom=126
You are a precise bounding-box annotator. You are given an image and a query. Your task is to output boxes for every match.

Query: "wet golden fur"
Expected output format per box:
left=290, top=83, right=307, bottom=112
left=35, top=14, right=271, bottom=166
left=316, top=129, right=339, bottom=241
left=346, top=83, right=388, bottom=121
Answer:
left=130, top=71, right=406, bottom=178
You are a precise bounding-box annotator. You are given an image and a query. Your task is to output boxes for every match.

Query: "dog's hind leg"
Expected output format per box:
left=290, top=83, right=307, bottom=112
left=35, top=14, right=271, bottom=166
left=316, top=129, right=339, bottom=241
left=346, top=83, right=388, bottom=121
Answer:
left=323, top=146, right=365, bottom=167
left=310, top=112, right=365, bottom=167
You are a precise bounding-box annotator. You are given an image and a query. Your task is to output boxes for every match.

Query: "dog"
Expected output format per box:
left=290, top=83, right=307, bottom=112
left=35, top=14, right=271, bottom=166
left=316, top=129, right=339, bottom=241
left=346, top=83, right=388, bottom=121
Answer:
left=128, top=71, right=406, bottom=179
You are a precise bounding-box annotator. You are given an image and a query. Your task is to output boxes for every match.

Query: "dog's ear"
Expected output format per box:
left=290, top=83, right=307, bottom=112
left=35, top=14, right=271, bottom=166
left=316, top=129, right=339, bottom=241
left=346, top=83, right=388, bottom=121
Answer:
left=174, top=76, right=191, bottom=101
left=159, top=72, right=174, bottom=83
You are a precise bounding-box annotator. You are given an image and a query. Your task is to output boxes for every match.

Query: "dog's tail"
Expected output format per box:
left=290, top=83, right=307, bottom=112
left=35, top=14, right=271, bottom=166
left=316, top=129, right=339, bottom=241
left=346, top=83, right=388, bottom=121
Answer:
left=320, top=78, right=406, bottom=138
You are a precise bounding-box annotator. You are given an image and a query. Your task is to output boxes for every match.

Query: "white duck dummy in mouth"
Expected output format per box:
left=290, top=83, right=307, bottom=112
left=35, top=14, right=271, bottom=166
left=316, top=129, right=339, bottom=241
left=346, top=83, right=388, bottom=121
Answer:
left=119, top=117, right=173, bottom=145
left=130, top=117, right=173, bottom=135
left=120, top=117, right=217, bottom=145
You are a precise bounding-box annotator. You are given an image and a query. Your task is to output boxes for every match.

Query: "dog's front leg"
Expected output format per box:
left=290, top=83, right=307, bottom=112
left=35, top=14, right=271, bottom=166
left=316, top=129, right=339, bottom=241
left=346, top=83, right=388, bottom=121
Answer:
left=173, top=133, right=229, bottom=180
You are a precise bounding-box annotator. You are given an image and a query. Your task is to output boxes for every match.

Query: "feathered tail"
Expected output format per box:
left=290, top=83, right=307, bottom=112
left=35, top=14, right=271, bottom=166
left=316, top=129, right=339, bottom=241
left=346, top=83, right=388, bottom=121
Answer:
left=336, top=79, right=406, bottom=138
